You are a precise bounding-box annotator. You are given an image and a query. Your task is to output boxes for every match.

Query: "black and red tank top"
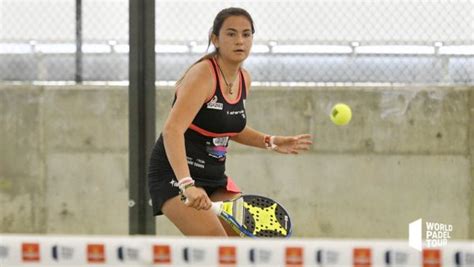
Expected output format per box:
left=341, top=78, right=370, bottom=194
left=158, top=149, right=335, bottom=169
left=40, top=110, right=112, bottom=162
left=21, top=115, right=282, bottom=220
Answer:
left=174, top=58, right=247, bottom=163
left=149, top=58, right=247, bottom=187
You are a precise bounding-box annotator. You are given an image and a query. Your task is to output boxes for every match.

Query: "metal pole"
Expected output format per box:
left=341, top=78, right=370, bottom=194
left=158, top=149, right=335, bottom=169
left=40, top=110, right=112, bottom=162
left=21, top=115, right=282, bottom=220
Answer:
left=129, top=0, right=156, bottom=235
left=75, top=0, right=83, bottom=83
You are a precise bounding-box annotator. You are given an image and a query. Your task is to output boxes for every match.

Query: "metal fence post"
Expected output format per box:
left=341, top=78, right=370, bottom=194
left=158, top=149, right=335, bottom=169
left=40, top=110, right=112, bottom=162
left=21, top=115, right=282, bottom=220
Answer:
left=75, top=0, right=83, bottom=83
left=129, top=0, right=156, bottom=235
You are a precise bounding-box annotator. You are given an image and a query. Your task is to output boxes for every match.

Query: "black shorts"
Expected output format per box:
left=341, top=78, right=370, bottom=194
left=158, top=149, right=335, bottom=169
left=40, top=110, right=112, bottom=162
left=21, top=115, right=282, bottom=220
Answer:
left=147, top=135, right=240, bottom=216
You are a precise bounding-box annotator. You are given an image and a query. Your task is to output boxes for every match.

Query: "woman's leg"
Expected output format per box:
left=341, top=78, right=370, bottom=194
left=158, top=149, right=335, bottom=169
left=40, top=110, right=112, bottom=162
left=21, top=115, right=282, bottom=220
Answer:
left=162, top=195, right=228, bottom=236
left=209, top=188, right=242, bottom=237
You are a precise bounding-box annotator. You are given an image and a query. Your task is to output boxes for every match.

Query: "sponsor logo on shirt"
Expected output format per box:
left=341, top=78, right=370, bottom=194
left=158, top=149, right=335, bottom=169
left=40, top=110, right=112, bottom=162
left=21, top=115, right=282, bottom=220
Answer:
left=213, top=136, right=229, bottom=146
left=207, top=95, right=224, bottom=110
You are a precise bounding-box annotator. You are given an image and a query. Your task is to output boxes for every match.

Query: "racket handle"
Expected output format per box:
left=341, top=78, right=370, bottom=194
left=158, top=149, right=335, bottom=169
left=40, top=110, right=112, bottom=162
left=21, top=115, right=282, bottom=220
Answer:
left=210, top=201, right=223, bottom=215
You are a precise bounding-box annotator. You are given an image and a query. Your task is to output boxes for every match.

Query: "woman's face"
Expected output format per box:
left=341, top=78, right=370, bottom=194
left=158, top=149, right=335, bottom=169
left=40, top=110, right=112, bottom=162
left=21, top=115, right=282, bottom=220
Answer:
left=213, top=15, right=254, bottom=63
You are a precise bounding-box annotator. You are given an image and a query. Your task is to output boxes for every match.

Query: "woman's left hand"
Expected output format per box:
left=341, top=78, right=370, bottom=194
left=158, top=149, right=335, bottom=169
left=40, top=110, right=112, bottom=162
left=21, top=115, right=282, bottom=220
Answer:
left=272, top=134, right=313, bottom=154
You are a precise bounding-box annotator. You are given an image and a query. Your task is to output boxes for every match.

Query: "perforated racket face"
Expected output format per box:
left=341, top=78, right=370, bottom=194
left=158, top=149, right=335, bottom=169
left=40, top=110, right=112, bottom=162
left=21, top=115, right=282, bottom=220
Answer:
left=241, top=195, right=292, bottom=237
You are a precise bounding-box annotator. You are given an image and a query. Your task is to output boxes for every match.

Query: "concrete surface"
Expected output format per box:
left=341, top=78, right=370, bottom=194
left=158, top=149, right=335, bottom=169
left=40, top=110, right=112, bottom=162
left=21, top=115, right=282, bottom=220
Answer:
left=0, top=84, right=473, bottom=239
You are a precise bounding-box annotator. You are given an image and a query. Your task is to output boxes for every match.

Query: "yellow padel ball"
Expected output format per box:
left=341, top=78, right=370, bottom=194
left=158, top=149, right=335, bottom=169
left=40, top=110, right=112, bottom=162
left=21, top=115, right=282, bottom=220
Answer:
left=330, top=103, right=352, bottom=126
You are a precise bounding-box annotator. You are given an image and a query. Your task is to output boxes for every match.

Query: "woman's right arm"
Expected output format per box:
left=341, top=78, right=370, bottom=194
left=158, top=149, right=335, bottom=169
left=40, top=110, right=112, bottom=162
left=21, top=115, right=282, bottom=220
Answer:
left=162, top=61, right=214, bottom=210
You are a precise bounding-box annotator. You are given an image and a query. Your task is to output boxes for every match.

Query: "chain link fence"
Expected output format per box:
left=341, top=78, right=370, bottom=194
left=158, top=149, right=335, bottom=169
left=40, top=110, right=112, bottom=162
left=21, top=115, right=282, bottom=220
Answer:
left=0, top=0, right=473, bottom=84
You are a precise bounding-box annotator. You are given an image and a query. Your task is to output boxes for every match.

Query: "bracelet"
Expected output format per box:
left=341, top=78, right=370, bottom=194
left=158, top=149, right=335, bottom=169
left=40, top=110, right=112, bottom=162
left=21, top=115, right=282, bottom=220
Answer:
left=177, top=176, right=195, bottom=192
left=264, top=135, right=277, bottom=150
left=177, top=177, right=193, bottom=186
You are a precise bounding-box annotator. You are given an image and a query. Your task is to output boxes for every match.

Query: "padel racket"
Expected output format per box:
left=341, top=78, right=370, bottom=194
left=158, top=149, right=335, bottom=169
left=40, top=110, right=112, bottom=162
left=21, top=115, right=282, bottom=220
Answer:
left=210, top=194, right=292, bottom=238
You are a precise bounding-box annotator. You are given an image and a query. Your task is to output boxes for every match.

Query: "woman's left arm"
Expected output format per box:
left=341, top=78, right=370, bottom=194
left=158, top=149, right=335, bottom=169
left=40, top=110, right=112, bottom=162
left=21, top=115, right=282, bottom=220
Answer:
left=231, top=126, right=313, bottom=154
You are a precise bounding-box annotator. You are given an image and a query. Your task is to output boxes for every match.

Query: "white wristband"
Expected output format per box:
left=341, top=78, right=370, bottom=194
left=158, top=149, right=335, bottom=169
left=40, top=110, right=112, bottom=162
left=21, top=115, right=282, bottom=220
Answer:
left=269, top=136, right=277, bottom=149
left=264, top=135, right=277, bottom=150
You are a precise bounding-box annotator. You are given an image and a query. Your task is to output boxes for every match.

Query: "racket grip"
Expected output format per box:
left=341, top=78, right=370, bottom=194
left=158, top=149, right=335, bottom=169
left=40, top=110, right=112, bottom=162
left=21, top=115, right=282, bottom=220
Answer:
left=210, top=201, right=223, bottom=215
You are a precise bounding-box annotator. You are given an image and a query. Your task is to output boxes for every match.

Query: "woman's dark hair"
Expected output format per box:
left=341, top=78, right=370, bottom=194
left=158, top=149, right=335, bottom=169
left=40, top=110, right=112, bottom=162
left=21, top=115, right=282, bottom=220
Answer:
left=176, top=7, right=255, bottom=85
left=210, top=7, right=255, bottom=44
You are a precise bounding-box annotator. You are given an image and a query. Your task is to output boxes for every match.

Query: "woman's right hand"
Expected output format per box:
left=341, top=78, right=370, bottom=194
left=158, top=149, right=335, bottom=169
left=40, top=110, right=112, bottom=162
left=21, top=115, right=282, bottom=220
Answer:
left=182, top=186, right=212, bottom=211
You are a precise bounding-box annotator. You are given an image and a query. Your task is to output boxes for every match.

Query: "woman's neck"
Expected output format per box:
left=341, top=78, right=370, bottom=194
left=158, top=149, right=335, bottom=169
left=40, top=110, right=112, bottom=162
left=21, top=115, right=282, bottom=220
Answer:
left=215, top=56, right=240, bottom=79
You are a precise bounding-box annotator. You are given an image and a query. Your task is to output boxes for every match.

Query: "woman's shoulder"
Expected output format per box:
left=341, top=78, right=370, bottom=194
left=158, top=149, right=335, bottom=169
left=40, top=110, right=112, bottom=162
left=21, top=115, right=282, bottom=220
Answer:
left=241, top=67, right=251, bottom=78
left=186, top=59, right=214, bottom=79
left=179, top=59, right=215, bottom=95
left=240, top=67, right=252, bottom=88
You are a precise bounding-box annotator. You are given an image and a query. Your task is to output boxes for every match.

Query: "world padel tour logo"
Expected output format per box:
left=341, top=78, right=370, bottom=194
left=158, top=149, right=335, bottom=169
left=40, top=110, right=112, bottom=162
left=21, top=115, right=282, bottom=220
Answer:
left=409, top=218, right=453, bottom=251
